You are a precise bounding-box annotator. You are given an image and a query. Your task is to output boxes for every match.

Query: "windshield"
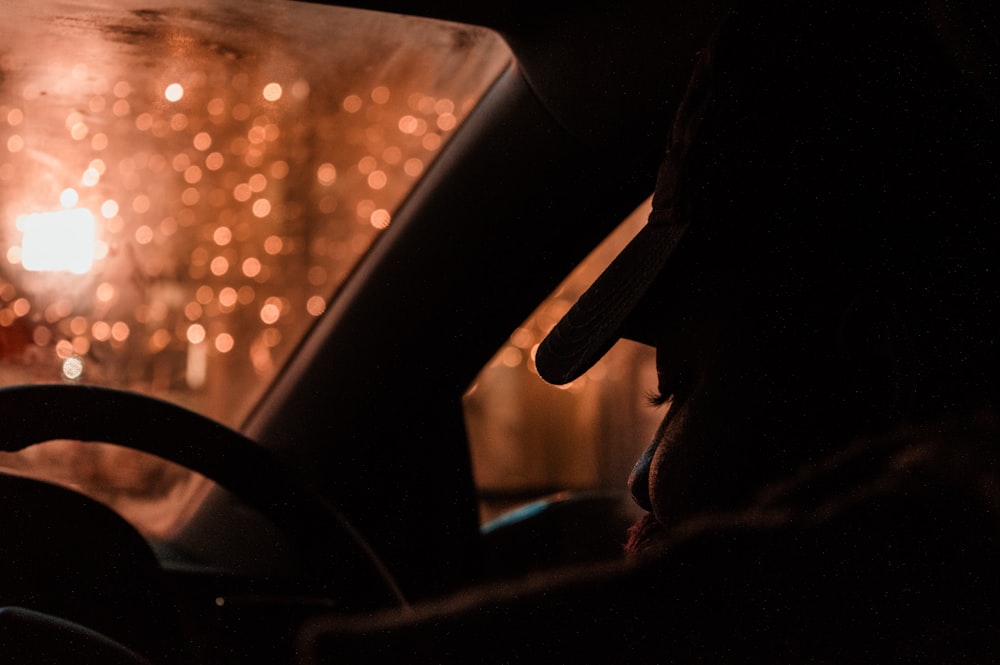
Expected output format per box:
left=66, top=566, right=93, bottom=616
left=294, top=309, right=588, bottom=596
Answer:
left=0, top=0, right=510, bottom=536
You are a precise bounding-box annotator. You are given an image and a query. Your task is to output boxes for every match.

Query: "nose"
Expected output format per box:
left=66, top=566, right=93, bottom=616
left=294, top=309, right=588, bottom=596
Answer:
left=628, top=439, right=657, bottom=511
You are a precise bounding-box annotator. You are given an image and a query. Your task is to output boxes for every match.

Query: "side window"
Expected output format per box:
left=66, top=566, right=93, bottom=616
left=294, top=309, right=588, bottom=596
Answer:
left=464, top=199, right=664, bottom=523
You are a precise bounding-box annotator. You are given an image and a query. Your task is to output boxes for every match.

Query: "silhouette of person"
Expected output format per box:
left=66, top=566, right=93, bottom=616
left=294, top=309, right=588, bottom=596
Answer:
left=301, top=3, right=1000, bottom=662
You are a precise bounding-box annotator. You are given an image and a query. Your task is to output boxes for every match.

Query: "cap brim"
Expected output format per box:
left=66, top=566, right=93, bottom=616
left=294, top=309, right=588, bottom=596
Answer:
left=535, top=215, right=689, bottom=385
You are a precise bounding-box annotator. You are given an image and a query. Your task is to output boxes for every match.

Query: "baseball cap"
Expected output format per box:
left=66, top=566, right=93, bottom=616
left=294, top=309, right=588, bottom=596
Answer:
left=534, top=34, right=713, bottom=386
left=534, top=194, right=689, bottom=386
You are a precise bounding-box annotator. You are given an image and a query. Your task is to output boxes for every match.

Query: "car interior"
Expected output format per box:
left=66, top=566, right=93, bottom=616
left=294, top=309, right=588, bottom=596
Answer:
left=0, top=0, right=770, bottom=663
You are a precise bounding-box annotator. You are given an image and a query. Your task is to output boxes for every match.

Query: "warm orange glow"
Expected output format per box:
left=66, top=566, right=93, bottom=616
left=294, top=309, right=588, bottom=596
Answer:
left=207, top=97, right=225, bottom=116
left=398, top=115, right=418, bottom=134
left=436, top=113, right=457, bottom=131
left=404, top=158, right=424, bottom=177
left=247, top=125, right=266, bottom=144
left=248, top=173, right=267, bottom=192
left=371, top=85, right=390, bottom=104
left=317, top=163, right=337, bottom=186
left=218, top=287, right=238, bottom=308
left=343, top=94, right=363, bottom=112
left=242, top=257, right=261, bottom=278
left=32, top=327, right=50, bottom=346
left=214, top=332, right=234, bottom=353
left=383, top=146, right=402, bottom=164
left=70, top=316, right=88, bottom=336
left=184, top=302, right=202, bottom=321
left=187, top=338, right=208, bottom=388
left=262, top=327, right=282, bottom=347
left=213, top=227, right=232, bottom=246
left=232, top=102, right=251, bottom=121
left=510, top=327, right=534, bottom=349
left=193, top=131, right=212, bottom=150
left=264, top=235, right=283, bottom=255
left=354, top=201, right=374, bottom=222
left=290, top=79, right=310, bottom=99
left=306, top=295, right=326, bottom=316
left=70, top=122, right=88, bottom=140
left=233, top=183, right=252, bottom=202
left=308, top=266, right=327, bottom=285
left=0, top=0, right=513, bottom=538
left=110, top=322, right=130, bottom=342
left=251, top=199, right=271, bottom=218
left=210, top=256, right=229, bottom=276
left=186, top=323, right=206, bottom=344
left=72, top=336, right=90, bottom=355
left=500, top=346, right=522, bottom=368
left=91, top=321, right=111, bottom=341
left=135, top=225, right=153, bottom=244
left=55, top=339, right=74, bottom=359
left=262, top=82, right=283, bottom=101
left=422, top=134, right=442, bottom=151
left=370, top=208, right=391, bottom=229
left=181, top=187, right=200, bottom=205
left=149, top=328, right=171, bottom=351
left=270, top=160, right=289, bottom=179
left=195, top=285, right=214, bottom=304
left=259, top=301, right=280, bottom=324
left=205, top=152, right=224, bottom=170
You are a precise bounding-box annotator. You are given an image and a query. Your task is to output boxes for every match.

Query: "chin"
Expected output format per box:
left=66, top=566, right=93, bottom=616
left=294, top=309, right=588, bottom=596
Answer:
left=624, top=511, right=669, bottom=560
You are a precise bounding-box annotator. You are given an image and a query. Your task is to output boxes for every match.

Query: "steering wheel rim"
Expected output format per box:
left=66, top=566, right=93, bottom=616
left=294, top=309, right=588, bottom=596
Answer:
left=0, top=383, right=406, bottom=610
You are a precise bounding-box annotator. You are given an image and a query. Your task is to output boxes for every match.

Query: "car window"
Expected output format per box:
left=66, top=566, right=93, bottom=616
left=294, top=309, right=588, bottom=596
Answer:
left=464, top=198, right=664, bottom=524
left=0, top=0, right=511, bottom=537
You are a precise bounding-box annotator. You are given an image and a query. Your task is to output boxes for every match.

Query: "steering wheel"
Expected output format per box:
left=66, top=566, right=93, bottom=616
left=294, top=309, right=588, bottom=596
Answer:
left=0, top=384, right=406, bottom=612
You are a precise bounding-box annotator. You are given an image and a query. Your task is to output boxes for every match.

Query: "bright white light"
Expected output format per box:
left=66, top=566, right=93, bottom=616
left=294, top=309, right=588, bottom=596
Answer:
left=17, top=208, right=97, bottom=274
left=262, top=82, right=282, bottom=101
left=60, top=187, right=79, bottom=208
left=165, top=83, right=184, bottom=102
left=62, top=355, right=84, bottom=380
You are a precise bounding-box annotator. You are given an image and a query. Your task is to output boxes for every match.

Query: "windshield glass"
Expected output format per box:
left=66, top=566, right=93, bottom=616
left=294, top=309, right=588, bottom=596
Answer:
left=0, top=0, right=510, bottom=536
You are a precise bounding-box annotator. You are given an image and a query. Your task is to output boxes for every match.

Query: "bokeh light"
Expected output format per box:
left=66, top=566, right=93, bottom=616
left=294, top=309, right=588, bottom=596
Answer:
left=0, top=0, right=512, bottom=538
left=164, top=83, right=184, bottom=102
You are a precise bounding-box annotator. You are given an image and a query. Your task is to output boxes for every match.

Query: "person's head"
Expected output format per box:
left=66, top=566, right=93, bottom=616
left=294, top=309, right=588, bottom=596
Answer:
left=536, top=1, right=1000, bottom=531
